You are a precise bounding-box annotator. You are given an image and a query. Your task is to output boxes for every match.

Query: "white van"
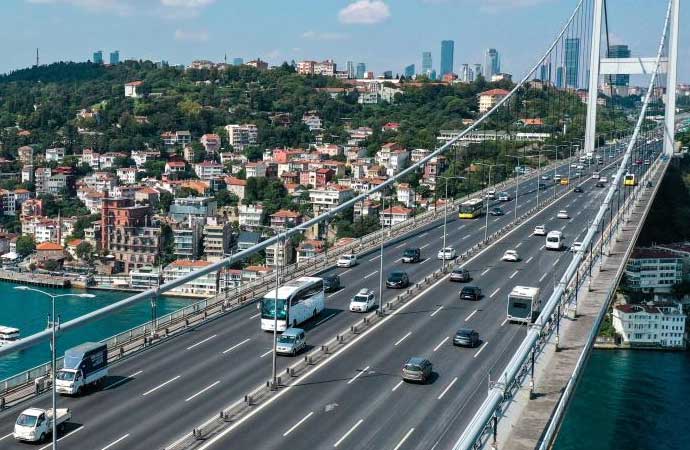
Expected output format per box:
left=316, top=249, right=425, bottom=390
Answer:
left=545, top=231, right=564, bottom=250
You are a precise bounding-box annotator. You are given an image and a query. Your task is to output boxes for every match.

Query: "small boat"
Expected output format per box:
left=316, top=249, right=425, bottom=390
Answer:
left=0, top=326, right=20, bottom=346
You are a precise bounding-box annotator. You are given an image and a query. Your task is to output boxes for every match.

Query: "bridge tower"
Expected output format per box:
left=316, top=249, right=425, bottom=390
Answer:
left=585, top=0, right=680, bottom=156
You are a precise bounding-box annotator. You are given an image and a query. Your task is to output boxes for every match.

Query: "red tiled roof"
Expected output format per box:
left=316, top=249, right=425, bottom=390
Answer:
left=171, top=260, right=211, bottom=268
left=37, top=242, right=64, bottom=251
left=480, top=89, right=510, bottom=97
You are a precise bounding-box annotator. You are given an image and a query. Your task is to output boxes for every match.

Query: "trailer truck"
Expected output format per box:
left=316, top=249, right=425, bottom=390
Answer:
left=55, top=342, right=108, bottom=395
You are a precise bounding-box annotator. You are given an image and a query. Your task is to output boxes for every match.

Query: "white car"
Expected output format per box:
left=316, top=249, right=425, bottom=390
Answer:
left=571, top=241, right=583, bottom=253
left=486, top=190, right=496, bottom=200
left=502, top=250, right=520, bottom=262
left=437, top=247, right=457, bottom=260
left=599, top=176, right=608, bottom=183
left=337, top=254, right=357, bottom=268
left=541, top=174, right=550, bottom=180
left=498, top=192, right=511, bottom=201
left=533, top=225, right=547, bottom=236
left=349, top=289, right=376, bottom=312
left=576, top=164, right=584, bottom=170
left=557, top=210, right=570, bottom=219
left=570, top=163, right=578, bottom=168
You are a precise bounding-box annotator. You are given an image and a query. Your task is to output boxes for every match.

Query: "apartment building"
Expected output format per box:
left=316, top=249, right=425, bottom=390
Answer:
left=163, top=260, right=218, bottom=297
left=225, top=124, right=258, bottom=151
left=203, top=221, right=231, bottom=262
left=194, top=161, right=224, bottom=180
left=169, top=197, right=217, bottom=222
left=380, top=207, right=413, bottom=226
left=625, top=248, right=684, bottom=293
left=612, top=303, right=686, bottom=348
left=238, top=204, right=264, bottom=229
left=309, top=185, right=354, bottom=216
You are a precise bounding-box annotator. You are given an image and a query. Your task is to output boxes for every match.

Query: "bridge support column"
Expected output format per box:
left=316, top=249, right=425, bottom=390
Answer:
left=664, top=0, right=680, bottom=156
left=584, top=0, right=604, bottom=154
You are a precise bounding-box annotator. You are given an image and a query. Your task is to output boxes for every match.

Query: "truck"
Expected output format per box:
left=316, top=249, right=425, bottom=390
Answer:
left=55, top=342, right=108, bottom=395
left=507, top=286, right=542, bottom=324
left=13, top=407, right=72, bottom=443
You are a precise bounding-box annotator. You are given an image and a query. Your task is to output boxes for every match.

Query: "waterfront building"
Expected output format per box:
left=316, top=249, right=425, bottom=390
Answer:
left=624, top=248, right=683, bottom=293
left=163, top=260, right=218, bottom=297
left=612, top=303, right=686, bottom=348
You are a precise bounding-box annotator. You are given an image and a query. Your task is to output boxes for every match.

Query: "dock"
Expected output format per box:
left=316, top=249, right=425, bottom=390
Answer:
left=0, top=270, right=70, bottom=288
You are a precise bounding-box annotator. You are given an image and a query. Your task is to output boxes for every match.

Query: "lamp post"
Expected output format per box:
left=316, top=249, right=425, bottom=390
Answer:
left=438, top=175, right=465, bottom=269
left=14, top=287, right=95, bottom=450
left=506, top=155, right=522, bottom=220
left=474, top=163, right=504, bottom=242
left=536, top=148, right=556, bottom=208
left=377, top=194, right=393, bottom=313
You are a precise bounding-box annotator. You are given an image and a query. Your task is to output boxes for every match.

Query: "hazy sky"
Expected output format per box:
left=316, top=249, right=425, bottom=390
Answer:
left=1, top=0, right=687, bottom=83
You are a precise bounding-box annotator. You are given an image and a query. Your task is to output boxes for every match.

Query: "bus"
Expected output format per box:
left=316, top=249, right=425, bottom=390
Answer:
left=260, top=277, right=325, bottom=331
left=624, top=172, right=637, bottom=187
left=458, top=198, right=485, bottom=219
left=507, top=286, right=541, bottom=324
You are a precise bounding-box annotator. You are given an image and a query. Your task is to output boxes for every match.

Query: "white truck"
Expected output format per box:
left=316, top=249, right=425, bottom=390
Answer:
left=55, top=342, right=108, bottom=395
left=13, top=407, right=72, bottom=443
left=507, top=286, right=542, bottom=324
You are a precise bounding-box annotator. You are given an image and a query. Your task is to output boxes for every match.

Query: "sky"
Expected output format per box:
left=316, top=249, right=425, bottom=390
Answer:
left=0, top=0, right=687, bottom=83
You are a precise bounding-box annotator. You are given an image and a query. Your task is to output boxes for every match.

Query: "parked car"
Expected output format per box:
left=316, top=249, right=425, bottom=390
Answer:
left=349, top=288, right=376, bottom=312
left=570, top=241, right=583, bottom=253
left=453, top=329, right=480, bottom=347
left=501, top=250, right=520, bottom=262
left=323, top=274, right=341, bottom=292
left=337, top=254, right=357, bottom=268
left=557, top=210, right=570, bottom=219
left=490, top=207, right=505, bottom=216
left=437, top=247, right=456, bottom=260
left=386, top=271, right=410, bottom=288
left=276, top=327, right=306, bottom=356
left=449, top=267, right=471, bottom=282
left=460, top=286, right=482, bottom=301
left=574, top=186, right=584, bottom=193
left=402, top=248, right=421, bottom=263
left=533, top=225, right=547, bottom=236
left=402, top=357, right=433, bottom=383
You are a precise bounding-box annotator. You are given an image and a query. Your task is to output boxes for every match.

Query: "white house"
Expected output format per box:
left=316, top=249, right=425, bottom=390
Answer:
left=238, top=204, right=264, bottom=229
left=163, top=260, right=218, bottom=297
left=612, top=303, right=686, bottom=348
left=194, top=161, right=224, bottom=180
left=124, top=81, right=144, bottom=98
left=380, top=206, right=412, bottom=226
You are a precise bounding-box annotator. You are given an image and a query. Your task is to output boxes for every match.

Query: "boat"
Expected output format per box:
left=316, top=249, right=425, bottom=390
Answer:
left=0, top=326, right=20, bottom=346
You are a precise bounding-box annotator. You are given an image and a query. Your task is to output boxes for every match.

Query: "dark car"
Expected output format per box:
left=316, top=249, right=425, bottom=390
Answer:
left=453, top=329, right=480, bottom=347
left=402, top=357, right=433, bottom=383
left=386, top=271, right=410, bottom=289
left=573, top=186, right=583, bottom=193
left=595, top=181, right=605, bottom=188
left=489, top=207, right=504, bottom=216
left=460, top=286, right=482, bottom=301
left=538, top=182, right=548, bottom=190
left=402, top=248, right=421, bottom=263
left=449, top=267, right=471, bottom=282
left=322, top=274, right=341, bottom=292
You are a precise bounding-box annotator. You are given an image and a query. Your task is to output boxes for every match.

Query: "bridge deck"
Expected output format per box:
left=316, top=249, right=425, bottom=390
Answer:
left=501, top=160, right=667, bottom=450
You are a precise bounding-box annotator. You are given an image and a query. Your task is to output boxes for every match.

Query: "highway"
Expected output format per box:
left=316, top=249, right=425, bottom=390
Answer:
left=0, top=145, right=633, bottom=450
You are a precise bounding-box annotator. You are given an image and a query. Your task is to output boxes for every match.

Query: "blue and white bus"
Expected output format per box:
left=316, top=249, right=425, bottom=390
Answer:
left=260, top=277, right=325, bottom=331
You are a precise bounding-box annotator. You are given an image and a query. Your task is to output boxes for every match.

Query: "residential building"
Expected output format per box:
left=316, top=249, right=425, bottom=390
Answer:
left=225, top=124, right=258, bottom=150
left=194, top=161, right=224, bottom=180
left=380, top=206, right=412, bottom=226
left=245, top=59, right=268, bottom=71
left=296, top=239, right=324, bottom=263
left=238, top=204, right=264, bottom=229
left=172, top=221, right=203, bottom=260
left=624, top=248, right=684, bottom=293
left=169, top=197, right=217, bottom=222
left=245, top=162, right=267, bottom=178
left=353, top=200, right=380, bottom=221
left=236, top=231, right=261, bottom=251
left=270, top=210, right=303, bottom=231
left=124, top=81, right=144, bottom=98
left=45, top=147, right=66, bottom=162
left=302, top=113, right=323, bottom=132
left=163, top=260, right=218, bottom=297
left=265, top=240, right=294, bottom=267
left=376, top=143, right=409, bottom=176
left=116, top=168, right=138, bottom=185
left=161, top=130, right=192, bottom=147
left=226, top=177, right=247, bottom=201
left=21, top=198, right=42, bottom=217
left=165, top=160, right=186, bottom=175
left=612, top=303, right=686, bottom=348
left=203, top=221, right=231, bottom=262
left=200, top=133, right=221, bottom=154
left=396, top=183, right=415, bottom=208
left=18, top=146, right=34, bottom=164
left=21, top=165, right=34, bottom=184
left=309, top=185, right=354, bottom=215
left=485, top=48, right=500, bottom=78
left=440, top=40, right=454, bottom=76
left=35, top=242, right=65, bottom=265
left=479, top=88, right=510, bottom=113
left=410, top=148, right=430, bottom=163
left=129, top=266, right=161, bottom=289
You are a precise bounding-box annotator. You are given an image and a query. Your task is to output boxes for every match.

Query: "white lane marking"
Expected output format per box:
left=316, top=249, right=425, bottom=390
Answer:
left=479, top=225, right=486, bottom=230
left=249, top=313, right=261, bottom=319
left=259, top=349, right=273, bottom=358
left=395, top=243, right=407, bottom=249
left=474, top=342, right=489, bottom=358
left=394, top=332, right=412, bottom=346
left=0, top=433, right=12, bottom=442
left=515, top=242, right=522, bottom=248
left=185, top=380, right=221, bottom=402
left=105, top=370, right=143, bottom=390
left=525, top=256, right=534, bottom=264
left=328, top=292, right=341, bottom=298
left=462, top=234, right=471, bottom=240
left=553, top=257, right=561, bottom=266
left=490, top=288, right=500, bottom=298
left=364, top=270, right=378, bottom=279
left=222, top=338, right=251, bottom=354
left=186, top=334, right=217, bottom=350
left=433, top=336, right=449, bottom=352
left=392, top=380, right=404, bottom=392
left=464, top=309, right=478, bottom=322
left=394, top=258, right=402, bottom=262
left=457, top=225, right=466, bottom=231
left=430, top=305, right=444, bottom=317
left=341, top=269, right=353, bottom=275
left=283, top=411, right=314, bottom=437
left=509, top=270, right=519, bottom=279
left=315, top=313, right=337, bottom=327
left=420, top=243, right=430, bottom=249
left=393, top=428, right=415, bottom=450
left=100, top=433, right=130, bottom=450
left=369, top=255, right=381, bottom=262
left=501, top=318, right=509, bottom=327
left=481, top=268, right=491, bottom=276
left=420, top=258, right=430, bottom=265
left=347, top=366, right=370, bottom=384
left=38, top=426, right=84, bottom=450
left=420, top=232, right=429, bottom=237
left=540, top=245, right=545, bottom=250
left=437, top=377, right=458, bottom=400
left=142, top=375, right=181, bottom=396
left=333, top=419, right=364, bottom=447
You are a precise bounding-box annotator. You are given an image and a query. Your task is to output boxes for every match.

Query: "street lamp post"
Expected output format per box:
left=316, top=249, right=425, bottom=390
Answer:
left=14, top=287, right=94, bottom=450
left=438, top=176, right=465, bottom=270
left=506, top=155, right=522, bottom=220
left=474, top=163, right=504, bottom=242
left=377, top=195, right=391, bottom=314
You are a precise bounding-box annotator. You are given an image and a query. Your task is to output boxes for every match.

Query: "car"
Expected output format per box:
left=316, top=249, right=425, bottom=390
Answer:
left=570, top=163, right=578, bottom=168
left=553, top=174, right=562, bottom=182
left=541, top=174, right=551, bottom=180
left=498, top=192, right=511, bottom=201
left=557, top=210, right=569, bottom=219
left=576, top=164, right=584, bottom=170
left=538, top=182, right=548, bottom=190
left=574, top=171, right=582, bottom=178
left=644, top=159, right=650, bottom=165
left=560, top=178, right=570, bottom=185
left=570, top=241, right=583, bottom=253
left=437, top=247, right=456, bottom=260
left=453, top=329, right=480, bottom=347
left=501, top=250, right=520, bottom=262
left=276, top=328, right=306, bottom=356
left=533, top=225, right=547, bottom=236
left=337, top=254, right=357, bottom=268
left=635, top=159, right=643, bottom=165
left=489, top=207, right=505, bottom=216
left=449, top=267, right=471, bottom=282
left=460, top=286, right=482, bottom=301
left=486, top=190, right=496, bottom=200
left=402, top=357, right=433, bottom=383
left=595, top=181, right=605, bottom=188
left=402, top=247, right=421, bottom=263
left=349, top=288, right=376, bottom=312
left=386, top=271, right=410, bottom=288
left=574, top=186, right=583, bottom=193
left=322, top=274, right=341, bottom=292
left=599, top=176, right=608, bottom=183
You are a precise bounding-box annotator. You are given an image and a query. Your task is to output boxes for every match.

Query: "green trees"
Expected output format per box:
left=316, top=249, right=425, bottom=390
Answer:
left=15, top=235, right=36, bottom=257
left=76, top=241, right=94, bottom=261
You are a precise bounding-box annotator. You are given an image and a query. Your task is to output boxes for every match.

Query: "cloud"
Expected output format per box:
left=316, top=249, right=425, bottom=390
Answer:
left=302, top=30, right=350, bottom=40
left=174, top=29, right=210, bottom=42
left=338, top=0, right=390, bottom=24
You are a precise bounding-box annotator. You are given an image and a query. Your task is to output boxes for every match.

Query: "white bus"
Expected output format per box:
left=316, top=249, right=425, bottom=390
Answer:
left=260, top=277, right=325, bottom=331
left=507, top=286, right=541, bottom=324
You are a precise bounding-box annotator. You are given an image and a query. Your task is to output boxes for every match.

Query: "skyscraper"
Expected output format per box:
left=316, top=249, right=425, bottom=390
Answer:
left=608, top=44, right=631, bottom=87
left=233, top=58, right=244, bottom=66
left=109, top=50, right=119, bottom=65
left=474, top=64, right=482, bottom=79
left=422, top=51, right=432, bottom=75
left=356, top=63, right=366, bottom=79
left=404, top=64, right=415, bottom=79
left=440, top=40, right=454, bottom=76
left=540, top=63, right=551, bottom=81
left=93, top=50, right=103, bottom=65
left=347, top=61, right=355, bottom=79
left=556, top=66, right=564, bottom=88
left=461, top=64, right=470, bottom=82
left=485, top=48, right=500, bottom=78
left=565, top=38, right=580, bottom=88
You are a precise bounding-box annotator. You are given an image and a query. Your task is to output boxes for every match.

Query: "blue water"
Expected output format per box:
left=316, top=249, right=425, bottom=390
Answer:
left=554, top=350, right=690, bottom=450
left=0, top=281, right=194, bottom=379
